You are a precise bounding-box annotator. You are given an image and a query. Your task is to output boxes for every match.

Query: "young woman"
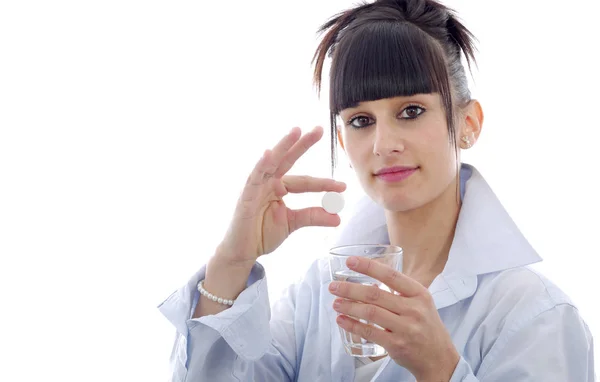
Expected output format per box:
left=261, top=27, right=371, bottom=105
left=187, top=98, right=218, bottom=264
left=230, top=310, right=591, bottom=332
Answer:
left=160, top=0, right=595, bottom=380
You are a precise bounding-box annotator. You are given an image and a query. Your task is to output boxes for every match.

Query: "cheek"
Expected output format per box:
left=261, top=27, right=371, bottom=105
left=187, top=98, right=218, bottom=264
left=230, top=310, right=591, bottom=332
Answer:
left=413, top=131, right=443, bottom=164
left=417, top=126, right=459, bottom=178
left=419, top=123, right=453, bottom=155
left=343, top=136, right=368, bottom=166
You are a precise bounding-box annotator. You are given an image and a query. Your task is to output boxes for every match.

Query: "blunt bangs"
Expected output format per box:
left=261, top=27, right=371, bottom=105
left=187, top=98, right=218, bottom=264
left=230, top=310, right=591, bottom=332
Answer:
left=329, top=21, right=452, bottom=116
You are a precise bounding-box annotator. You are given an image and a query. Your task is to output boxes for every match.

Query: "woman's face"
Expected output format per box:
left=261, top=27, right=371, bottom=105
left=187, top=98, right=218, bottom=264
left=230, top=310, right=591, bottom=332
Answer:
left=338, top=93, right=473, bottom=212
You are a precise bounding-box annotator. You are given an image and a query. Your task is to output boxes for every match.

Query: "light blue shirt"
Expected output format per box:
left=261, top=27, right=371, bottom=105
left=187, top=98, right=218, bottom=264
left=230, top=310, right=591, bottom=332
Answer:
left=159, top=164, right=595, bottom=381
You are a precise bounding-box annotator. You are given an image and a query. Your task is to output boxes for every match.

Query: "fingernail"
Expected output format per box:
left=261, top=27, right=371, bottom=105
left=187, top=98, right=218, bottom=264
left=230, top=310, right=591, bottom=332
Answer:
left=333, top=299, right=342, bottom=309
left=329, top=282, right=339, bottom=291
left=347, top=257, right=358, bottom=268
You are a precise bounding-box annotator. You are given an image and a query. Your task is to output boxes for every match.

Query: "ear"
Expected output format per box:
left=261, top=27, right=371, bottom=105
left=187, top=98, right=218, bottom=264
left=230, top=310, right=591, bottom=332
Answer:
left=459, top=100, right=484, bottom=149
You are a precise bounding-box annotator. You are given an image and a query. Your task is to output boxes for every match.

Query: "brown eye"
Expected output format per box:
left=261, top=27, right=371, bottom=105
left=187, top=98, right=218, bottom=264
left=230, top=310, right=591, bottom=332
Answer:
left=400, top=106, right=425, bottom=120
left=348, top=116, right=373, bottom=129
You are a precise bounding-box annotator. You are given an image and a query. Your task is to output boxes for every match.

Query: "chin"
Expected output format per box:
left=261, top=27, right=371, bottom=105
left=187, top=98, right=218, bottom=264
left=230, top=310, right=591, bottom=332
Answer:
left=381, top=199, right=424, bottom=213
left=367, top=188, right=425, bottom=213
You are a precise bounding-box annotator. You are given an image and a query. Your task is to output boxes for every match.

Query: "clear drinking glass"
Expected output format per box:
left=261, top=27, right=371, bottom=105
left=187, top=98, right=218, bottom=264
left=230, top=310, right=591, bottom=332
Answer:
left=328, top=244, right=403, bottom=357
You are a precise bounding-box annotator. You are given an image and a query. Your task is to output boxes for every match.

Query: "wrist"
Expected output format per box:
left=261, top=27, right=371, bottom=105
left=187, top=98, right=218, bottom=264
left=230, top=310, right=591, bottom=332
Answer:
left=207, top=248, right=256, bottom=287
left=416, top=348, right=460, bottom=382
left=214, top=242, right=257, bottom=270
left=192, top=248, right=256, bottom=318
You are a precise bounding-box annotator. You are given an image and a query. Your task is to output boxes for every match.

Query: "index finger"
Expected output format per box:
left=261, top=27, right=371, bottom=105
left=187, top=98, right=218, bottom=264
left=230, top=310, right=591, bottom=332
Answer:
left=346, top=256, right=424, bottom=297
left=282, top=175, right=346, bottom=194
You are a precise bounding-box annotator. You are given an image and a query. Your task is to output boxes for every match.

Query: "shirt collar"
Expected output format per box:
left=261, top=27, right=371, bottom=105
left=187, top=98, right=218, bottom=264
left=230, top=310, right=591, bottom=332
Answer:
left=332, top=163, right=542, bottom=308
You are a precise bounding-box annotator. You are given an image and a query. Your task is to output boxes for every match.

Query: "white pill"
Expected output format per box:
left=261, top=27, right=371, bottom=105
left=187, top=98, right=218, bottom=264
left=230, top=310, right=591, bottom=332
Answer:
left=322, top=191, right=345, bottom=214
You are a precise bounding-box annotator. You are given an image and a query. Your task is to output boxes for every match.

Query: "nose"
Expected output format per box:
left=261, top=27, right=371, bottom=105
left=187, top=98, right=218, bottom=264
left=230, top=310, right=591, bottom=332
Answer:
left=372, top=120, right=405, bottom=157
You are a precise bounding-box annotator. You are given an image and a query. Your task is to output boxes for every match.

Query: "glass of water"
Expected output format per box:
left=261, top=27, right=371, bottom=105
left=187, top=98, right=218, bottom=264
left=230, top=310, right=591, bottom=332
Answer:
left=328, top=244, right=403, bottom=357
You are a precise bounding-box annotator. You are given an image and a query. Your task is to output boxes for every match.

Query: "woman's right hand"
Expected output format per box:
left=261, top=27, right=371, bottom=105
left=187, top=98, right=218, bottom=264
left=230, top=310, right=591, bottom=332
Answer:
left=217, top=126, right=346, bottom=267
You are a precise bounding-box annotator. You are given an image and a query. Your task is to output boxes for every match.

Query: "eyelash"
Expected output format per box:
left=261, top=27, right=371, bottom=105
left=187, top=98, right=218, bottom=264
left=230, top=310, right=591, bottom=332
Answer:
left=345, top=104, right=426, bottom=129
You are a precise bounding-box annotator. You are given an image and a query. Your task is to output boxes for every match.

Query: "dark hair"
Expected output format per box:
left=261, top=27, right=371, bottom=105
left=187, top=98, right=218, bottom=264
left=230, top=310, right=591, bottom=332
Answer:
left=312, top=0, right=478, bottom=177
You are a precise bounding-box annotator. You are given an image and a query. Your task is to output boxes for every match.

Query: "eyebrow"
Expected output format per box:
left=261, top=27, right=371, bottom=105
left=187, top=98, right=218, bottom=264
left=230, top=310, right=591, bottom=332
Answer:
left=340, top=95, right=432, bottom=113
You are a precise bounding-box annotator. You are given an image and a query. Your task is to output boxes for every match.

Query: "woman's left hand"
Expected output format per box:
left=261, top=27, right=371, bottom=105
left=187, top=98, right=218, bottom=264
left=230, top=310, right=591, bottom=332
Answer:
left=329, top=256, right=460, bottom=382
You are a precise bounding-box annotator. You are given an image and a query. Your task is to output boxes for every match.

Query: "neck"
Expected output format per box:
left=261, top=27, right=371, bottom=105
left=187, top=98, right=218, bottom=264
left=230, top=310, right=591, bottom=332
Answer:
left=385, top=177, right=461, bottom=285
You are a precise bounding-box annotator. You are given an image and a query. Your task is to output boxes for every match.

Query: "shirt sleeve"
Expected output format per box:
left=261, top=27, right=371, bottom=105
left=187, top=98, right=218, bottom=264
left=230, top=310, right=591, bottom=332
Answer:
left=448, top=303, right=595, bottom=381
left=157, top=261, right=299, bottom=382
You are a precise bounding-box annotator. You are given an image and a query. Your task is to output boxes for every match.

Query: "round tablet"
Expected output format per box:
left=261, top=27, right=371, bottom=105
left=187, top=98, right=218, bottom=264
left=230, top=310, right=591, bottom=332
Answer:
left=322, top=192, right=345, bottom=214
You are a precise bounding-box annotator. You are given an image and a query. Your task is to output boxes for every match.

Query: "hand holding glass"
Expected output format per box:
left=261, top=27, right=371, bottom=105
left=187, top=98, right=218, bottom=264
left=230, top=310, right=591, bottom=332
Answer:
left=328, top=244, right=403, bottom=357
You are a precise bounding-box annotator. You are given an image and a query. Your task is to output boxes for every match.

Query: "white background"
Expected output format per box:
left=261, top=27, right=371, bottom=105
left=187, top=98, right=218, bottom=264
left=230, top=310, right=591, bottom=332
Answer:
left=1, top=1, right=598, bottom=381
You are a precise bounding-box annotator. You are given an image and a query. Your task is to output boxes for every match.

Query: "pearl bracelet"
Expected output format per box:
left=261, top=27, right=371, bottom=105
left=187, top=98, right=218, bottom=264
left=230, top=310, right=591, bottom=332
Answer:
left=197, top=281, right=235, bottom=306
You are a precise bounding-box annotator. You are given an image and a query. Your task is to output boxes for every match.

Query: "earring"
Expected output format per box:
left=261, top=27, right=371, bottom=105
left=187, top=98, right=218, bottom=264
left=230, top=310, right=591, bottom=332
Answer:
left=461, top=136, right=473, bottom=148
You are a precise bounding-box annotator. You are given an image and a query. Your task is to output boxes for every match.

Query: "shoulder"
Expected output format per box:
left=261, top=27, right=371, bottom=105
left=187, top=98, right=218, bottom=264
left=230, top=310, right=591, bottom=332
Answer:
left=474, top=266, right=584, bottom=330
left=479, top=266, right=573, bottom=306
left=465, top=267, right=595, bottom=380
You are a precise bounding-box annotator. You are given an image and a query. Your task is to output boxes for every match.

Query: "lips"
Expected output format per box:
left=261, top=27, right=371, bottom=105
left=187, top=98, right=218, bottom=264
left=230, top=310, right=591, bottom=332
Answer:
left=374, top=166, right=419, bottom=183
left=374, top=166, right=418, bottom=175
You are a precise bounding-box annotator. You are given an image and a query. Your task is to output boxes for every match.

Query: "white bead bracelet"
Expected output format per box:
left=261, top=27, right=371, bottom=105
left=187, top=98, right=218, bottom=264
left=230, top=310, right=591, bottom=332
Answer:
left=197, top=281, right=235, bottom=306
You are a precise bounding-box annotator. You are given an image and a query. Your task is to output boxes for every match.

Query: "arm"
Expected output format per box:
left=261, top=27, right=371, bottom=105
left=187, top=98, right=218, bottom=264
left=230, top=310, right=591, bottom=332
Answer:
left=159, top=261, right=300, bottom=382
left=448, top=304, right=595, bottom=382
left=159, top=126, right=345, bottom=381
left=192, top=247, right=256, bottom=318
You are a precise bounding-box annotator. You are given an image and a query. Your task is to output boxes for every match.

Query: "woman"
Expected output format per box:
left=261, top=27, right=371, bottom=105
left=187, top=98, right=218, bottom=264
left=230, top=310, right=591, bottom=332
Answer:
left=159, top=0, right=595, bottom=380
